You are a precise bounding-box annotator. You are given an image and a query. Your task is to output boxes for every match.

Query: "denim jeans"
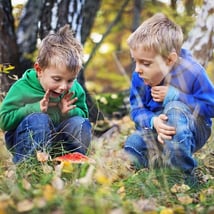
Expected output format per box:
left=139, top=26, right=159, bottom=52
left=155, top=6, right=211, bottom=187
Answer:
left=5, top=113, right=92, bottom=163
left=124, top=101, right=211, bottom=174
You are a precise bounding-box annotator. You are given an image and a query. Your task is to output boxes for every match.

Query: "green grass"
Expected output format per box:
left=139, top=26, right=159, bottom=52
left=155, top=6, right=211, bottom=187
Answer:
left=0, top=119, right=213, bottom=214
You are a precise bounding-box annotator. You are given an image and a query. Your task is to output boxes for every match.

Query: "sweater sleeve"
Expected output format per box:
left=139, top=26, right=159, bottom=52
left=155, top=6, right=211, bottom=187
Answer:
left=0, top=84, right=41, bottom=131
left=129, top=75, right=155, bottom=129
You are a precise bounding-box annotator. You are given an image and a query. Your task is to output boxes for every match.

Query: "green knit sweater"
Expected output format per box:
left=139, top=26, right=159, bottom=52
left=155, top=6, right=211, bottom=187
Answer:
left=0, top=69, right=88, bottom=131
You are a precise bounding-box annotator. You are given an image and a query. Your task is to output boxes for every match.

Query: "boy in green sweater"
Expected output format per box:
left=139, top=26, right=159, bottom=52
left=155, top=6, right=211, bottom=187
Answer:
left=0, top=25, right=91, bottom=163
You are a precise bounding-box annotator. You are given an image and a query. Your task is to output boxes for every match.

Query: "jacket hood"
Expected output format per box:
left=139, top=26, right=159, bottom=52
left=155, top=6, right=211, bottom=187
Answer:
left=22, top=69, right=45, bottom=93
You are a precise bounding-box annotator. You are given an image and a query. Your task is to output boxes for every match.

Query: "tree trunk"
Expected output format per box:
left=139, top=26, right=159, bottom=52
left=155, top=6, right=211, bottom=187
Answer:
left=183, top=0, right=214, bottom=67
left=16, top=0, right=44, bottom=75
left=0, top=0, right=20, bottom=98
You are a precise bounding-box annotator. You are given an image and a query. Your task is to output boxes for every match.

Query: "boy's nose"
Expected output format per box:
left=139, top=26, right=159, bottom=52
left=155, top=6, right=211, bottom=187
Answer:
left=60, top=83, right=69, bottom=91
left=135, top=63, right=142, bottom=73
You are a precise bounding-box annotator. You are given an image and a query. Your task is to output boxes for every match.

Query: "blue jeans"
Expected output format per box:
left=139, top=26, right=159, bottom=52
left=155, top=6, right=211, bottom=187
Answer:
left=124, top=101, right=211, bottom=174
left=5, top=113, right=92, bottom=163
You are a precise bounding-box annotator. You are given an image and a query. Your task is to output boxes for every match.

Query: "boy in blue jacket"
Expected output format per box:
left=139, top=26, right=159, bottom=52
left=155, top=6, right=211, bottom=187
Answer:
left=124, top=13, right=214, bottom=185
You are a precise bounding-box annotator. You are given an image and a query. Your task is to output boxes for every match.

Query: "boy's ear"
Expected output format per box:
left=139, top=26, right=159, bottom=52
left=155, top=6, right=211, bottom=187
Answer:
left=166, top=52, right=178, bottom=66
left=34, top=62, right=42, bottom=76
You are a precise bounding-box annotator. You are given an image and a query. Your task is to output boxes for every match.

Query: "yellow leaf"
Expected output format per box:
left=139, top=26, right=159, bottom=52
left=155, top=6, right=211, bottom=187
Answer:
left=0, top=194, right=13, bottom=214
left=199, top=192, right=206, bottom=202
left=43, top=185, right=55, bottom=201
left=160, top=208, right=174, bottom=214
left=173, top=205, right=185, bottom=214
left=61, top=161, right=74, bottom=173
left=0, top=63, right=15, bottom=74
left=94, top=170, right=111, bottom=185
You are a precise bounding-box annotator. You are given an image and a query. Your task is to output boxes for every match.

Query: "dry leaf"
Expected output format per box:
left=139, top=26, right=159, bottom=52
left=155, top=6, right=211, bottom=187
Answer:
left=33, top=197, right=46, bottom=209
left=170, top=183, right=190, bottom=193
left=36, top=151, right=49, bottom=162
left=52, top=176, right=64, bottom=190
left=177, top=194, right=193, bottom=204
left=16, top=199, right=34, bottom=212
left=22, top=179, right=31, bottom=190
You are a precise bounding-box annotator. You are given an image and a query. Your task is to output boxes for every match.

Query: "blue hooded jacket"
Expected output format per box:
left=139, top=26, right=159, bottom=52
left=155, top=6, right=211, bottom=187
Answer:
left=130, top=49, right=214, bottom=129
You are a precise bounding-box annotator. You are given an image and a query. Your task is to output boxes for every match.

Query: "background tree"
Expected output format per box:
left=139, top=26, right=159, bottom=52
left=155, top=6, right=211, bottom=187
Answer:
left=0, top=0, right=20, bottom=99
left=183, top=0, right=214, bottom=67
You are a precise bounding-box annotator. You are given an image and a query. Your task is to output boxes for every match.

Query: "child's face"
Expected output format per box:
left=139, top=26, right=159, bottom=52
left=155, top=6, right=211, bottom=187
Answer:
left=130, top=47, right=172, bottom=86
left=35, top=63, right=77, bottom=98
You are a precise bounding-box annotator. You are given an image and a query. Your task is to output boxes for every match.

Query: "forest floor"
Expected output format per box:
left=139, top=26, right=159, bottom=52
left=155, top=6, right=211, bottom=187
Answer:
left=0, top=116, right=214, bottom=214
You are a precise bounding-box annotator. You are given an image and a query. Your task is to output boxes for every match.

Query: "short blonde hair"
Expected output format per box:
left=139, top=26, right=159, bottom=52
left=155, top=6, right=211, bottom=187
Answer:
left=37, top=25, right=83, bottom=74
left=127, top=13, right=183, bottom=57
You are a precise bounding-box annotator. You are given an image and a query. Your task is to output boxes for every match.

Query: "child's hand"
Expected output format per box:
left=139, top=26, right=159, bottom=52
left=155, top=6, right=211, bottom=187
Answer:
left=59, top=91, right=78, bottom=114
left=151, top=86, right=168, bottom=102
left=40, top=89, right=58, bottom=112
left=40, top=89, right=50, bottom=112
left=153, top=114, right=176, bottom=144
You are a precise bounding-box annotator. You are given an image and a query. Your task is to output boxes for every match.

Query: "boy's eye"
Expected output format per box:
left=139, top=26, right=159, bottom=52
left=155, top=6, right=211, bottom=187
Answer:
left=53, top=77, right=61, bottom=82
left=143, top=62, right=151, bottom=66
left=138, top=60, right=151, bottom=67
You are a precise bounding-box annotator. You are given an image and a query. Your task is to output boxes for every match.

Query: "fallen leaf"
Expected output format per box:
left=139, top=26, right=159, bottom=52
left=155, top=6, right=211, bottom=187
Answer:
left=43, top=185, right=55, bottom=201
left=61, top=161, right=74, bottom=173
left=170, top=183, right=190, bottom=193
left=160, top=208, right=174, bottom=214
left=0, top=194, right=13, bottom=214
left=22, top=178, right=31, bottom=190
left=176, top=194, right=193, bottom=204
left=94, top=170, right=111, bottom=185
left=37, top=151, right=49, bottom=162
left=16, top=199, right=34, bottom=212
left=52, top=176, right=64, bottom=190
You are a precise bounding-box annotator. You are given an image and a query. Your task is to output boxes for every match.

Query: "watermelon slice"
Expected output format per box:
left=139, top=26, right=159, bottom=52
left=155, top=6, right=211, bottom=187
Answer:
left=53, top=152, right=93, bottom=164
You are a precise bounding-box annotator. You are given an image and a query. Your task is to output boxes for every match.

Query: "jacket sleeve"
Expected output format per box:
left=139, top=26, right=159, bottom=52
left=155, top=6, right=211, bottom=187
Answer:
left=178, top=75, right=214, bottom=119
left=130, top=74, right=155, bottom=129
left=0, top=84, right=41, bottom=131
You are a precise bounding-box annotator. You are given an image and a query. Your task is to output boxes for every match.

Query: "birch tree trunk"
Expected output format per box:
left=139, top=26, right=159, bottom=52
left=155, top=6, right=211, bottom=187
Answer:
left=183, top=0, right=214, bottom=67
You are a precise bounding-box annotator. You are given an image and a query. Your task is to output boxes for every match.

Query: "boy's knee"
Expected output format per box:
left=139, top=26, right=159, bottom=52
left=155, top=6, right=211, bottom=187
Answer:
left=164, top=101, right=191, bottom=115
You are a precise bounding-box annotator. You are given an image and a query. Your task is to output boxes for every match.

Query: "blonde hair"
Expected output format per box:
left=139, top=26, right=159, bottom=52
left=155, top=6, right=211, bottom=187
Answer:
left=37, top=24, right=83, bottom=74
left=127, top=13, right=183, bottom=58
